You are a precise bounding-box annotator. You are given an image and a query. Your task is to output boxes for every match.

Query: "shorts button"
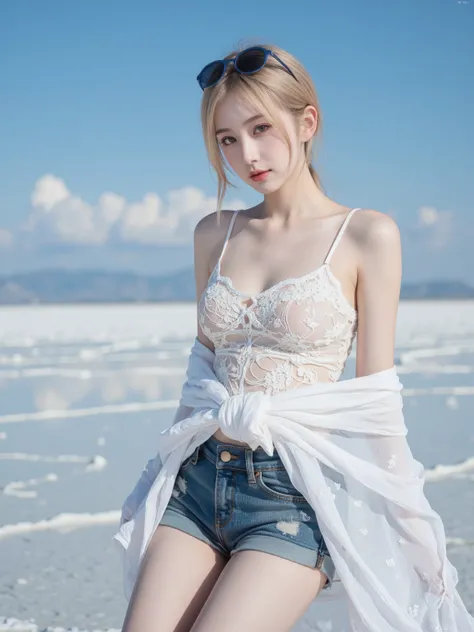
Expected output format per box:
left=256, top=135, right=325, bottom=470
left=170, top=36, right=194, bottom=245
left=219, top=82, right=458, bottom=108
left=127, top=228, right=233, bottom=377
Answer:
left=220, top=450, right=232, bottom=462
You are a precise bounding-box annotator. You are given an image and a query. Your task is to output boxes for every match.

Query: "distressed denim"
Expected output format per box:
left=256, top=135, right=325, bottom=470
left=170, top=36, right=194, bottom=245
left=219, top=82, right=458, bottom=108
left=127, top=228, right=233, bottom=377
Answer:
left=160, top=434, right=335, bottom=589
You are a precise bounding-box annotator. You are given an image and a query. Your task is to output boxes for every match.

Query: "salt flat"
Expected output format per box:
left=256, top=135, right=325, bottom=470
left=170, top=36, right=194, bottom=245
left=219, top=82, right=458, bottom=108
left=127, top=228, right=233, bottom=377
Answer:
left=0, top=302, right=473, bottom=630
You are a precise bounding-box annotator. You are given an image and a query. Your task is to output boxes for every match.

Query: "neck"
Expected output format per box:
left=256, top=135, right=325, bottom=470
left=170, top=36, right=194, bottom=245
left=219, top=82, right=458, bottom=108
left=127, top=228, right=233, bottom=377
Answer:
left=260, top=161, right=342, bottom=224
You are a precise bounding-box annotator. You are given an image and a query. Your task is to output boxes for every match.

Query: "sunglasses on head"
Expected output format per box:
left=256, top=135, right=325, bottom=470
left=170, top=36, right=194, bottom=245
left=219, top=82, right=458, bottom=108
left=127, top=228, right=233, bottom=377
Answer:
left=196, top=46, right=299, bottom=91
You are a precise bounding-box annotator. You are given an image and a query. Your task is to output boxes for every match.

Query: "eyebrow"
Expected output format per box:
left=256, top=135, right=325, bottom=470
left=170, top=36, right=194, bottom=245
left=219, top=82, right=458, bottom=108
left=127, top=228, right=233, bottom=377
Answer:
left=215, top=114, right=265, bottom=135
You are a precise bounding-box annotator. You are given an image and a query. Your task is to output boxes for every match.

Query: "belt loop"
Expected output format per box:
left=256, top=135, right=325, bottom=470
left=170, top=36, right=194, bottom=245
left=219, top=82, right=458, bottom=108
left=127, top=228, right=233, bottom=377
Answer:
left=245, top=447, right=256, bottom=484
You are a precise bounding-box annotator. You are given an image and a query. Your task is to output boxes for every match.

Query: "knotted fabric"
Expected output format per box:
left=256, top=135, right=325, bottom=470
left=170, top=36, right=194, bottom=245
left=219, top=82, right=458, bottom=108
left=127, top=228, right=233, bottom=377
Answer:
left=113, top=337, right=474, bottom=631
left=217, top=391, right=273, bottom=452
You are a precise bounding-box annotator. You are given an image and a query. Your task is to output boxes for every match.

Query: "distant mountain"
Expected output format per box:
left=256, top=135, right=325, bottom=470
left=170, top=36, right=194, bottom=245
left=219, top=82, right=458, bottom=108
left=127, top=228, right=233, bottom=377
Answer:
left=0, top=268, right=196, bottom=304
left=0, top=268, right=473, bottom=305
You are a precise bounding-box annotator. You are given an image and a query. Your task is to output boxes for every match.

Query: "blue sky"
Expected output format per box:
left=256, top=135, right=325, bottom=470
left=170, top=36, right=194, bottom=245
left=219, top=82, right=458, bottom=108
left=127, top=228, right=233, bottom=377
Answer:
left=1, top=0, right=473, bottom=282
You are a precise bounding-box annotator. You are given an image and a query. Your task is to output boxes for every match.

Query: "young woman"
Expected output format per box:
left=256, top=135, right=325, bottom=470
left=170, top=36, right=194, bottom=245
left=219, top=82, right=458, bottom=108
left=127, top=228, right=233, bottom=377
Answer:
left=115, top=44, right=473, bottom=632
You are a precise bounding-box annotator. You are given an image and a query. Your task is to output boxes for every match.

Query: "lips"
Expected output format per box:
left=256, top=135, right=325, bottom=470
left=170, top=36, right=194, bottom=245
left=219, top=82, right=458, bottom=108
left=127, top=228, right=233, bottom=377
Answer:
left=250, top=170, right=271, bottom=180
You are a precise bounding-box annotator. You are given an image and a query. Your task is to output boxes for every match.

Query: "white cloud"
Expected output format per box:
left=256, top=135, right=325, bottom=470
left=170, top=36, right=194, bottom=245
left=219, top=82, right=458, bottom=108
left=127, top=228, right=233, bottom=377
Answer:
left=30, top=174, right=70, bottom=212
left=25, top=175, right=110, bottom=244
left=20, top=174, right=244, bottom=246
left=98, top=192, right=127, bottom=224
left=119, top=187, right=239, bottom=244
left=120, top=193, right=167, bottom=243
left=416, top=205, right=454, bottom=249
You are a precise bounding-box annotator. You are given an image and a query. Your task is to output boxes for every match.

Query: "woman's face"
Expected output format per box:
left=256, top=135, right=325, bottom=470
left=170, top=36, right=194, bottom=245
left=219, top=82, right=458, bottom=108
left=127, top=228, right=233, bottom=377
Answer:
left=214, top=95, right=303, bottom=192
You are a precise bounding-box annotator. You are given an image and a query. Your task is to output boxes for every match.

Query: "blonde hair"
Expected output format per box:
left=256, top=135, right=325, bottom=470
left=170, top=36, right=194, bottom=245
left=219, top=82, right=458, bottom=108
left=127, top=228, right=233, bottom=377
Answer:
left=199, top=40, right=325, bottom=217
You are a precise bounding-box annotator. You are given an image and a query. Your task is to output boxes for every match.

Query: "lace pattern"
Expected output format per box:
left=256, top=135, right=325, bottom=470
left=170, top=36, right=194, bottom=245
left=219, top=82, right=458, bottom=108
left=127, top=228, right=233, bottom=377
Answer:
left=198, top=236, right=359, bottom=396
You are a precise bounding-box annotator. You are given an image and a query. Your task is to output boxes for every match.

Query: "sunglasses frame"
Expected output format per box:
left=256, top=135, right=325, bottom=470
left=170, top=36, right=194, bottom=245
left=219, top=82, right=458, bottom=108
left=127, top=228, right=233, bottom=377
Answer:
left=196, top=46, right=299, bottom=90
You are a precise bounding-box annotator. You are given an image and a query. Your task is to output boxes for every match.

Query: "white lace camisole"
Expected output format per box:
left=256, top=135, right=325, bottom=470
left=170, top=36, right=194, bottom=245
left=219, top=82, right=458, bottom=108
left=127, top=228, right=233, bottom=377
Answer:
left=198, top=207, right=361, bottom=396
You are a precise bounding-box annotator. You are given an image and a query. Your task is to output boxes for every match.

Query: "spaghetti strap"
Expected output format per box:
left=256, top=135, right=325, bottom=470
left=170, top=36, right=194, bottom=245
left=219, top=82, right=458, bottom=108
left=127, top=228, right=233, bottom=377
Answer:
left=324, top=207, right=362, bottom=265
left=217, top=209, right=240, bottom=270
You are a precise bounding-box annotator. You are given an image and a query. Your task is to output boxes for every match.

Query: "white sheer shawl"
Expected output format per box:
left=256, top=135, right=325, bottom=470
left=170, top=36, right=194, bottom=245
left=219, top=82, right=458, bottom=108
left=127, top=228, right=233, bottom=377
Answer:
left=113, top=337, right=474, bottom=631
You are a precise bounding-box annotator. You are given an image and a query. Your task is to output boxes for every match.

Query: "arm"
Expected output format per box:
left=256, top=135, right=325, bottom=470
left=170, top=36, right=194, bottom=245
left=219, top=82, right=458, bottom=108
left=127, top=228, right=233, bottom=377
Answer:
left=353, top=212, right=414, bottom=485
left=194, top=213, right=216, bottom=353
left=354, top=212, right=448, bottom=591
left=355, top=210, right=402, bottom=377
left=120, top=214, right=220, bottom=526
left=167, top=215, right=218, bottom=429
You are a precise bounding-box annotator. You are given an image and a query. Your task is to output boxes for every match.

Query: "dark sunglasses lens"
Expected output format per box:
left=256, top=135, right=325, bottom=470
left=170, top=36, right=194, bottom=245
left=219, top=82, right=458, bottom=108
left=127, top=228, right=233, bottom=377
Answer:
left=199, top=61, right=225, bottom=88
left=235, top=48, right=266, bottom=73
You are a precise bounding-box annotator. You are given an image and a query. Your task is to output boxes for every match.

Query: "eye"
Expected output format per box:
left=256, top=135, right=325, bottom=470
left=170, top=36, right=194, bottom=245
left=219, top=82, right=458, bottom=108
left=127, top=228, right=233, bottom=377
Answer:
left=219, top=123, right=271, bottom=147
left=219, top=136, right=234, bottom=147
left=255, top=123, right=271, bottom=134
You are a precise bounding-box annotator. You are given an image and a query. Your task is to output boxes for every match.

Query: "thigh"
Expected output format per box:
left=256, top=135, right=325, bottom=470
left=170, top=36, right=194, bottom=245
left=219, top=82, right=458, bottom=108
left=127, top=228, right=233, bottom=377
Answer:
left=122, top=525, right=228, bottom=632
left=189, top=549, right=328, bottom=632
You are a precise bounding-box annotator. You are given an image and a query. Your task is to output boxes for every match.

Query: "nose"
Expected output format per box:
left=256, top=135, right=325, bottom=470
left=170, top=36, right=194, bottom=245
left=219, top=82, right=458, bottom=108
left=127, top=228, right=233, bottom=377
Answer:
left=240, top=135, right=259, bottom=166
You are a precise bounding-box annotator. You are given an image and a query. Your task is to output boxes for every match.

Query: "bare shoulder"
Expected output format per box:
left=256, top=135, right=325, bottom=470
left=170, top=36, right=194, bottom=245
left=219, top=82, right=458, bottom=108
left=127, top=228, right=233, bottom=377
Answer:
left=195, top=209, right=237, bottom=243
left=347, top=208, right=401, bottom=263
left=194, top=209, right=239, bottom=273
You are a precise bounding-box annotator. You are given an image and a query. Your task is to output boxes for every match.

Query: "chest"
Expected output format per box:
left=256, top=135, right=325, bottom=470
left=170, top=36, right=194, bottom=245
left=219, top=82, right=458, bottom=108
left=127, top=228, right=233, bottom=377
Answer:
left=215, top=226, right=346, bottom=298
left=198, top=265, right=357, bottom=351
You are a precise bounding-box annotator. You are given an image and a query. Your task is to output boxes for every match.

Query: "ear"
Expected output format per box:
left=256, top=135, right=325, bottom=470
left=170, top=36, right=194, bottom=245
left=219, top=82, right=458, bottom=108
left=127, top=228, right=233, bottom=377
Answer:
left=300, top=105, right=318, bottom=142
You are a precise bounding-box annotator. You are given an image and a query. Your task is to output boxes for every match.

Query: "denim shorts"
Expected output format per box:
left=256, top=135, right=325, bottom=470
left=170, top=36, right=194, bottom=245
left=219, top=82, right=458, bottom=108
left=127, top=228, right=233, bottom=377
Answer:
left=160, top=434, right=335, bottom=589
